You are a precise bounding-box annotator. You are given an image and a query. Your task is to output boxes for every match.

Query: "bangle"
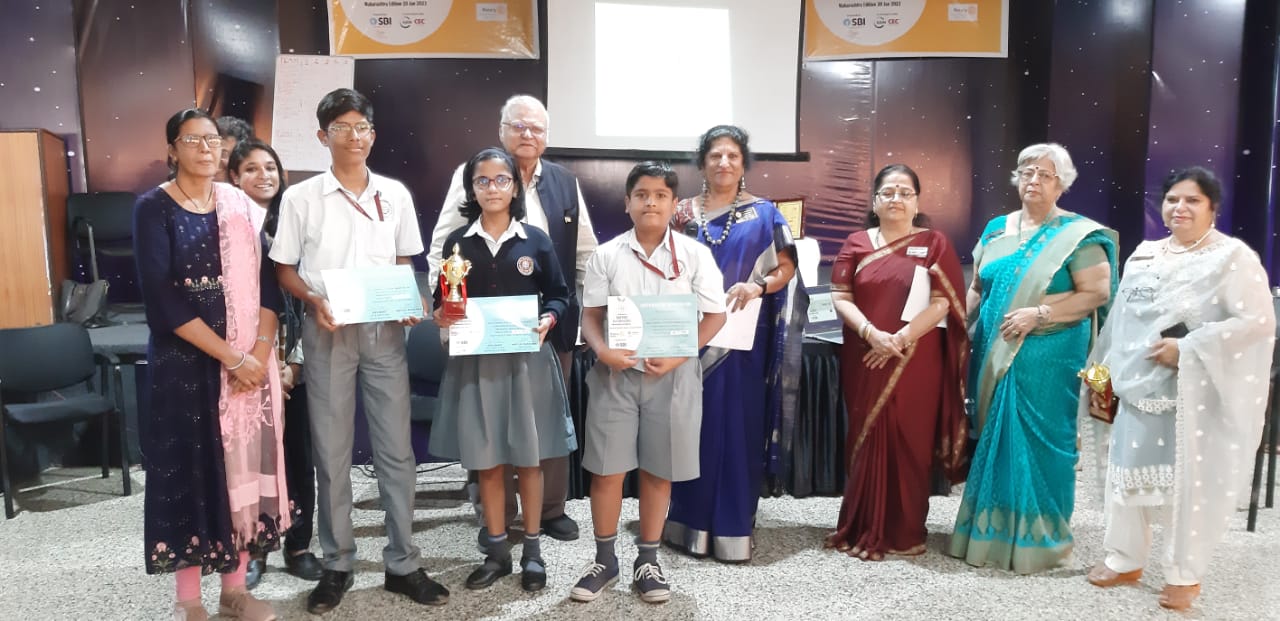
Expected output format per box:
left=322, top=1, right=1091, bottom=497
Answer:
left=1036, top=304, right=1051, bottom=326
left=256, top=335, right=271, bottom=344
left=226, top=351, right=247, bottom=370
left=859, top=321, right=873, bottom=341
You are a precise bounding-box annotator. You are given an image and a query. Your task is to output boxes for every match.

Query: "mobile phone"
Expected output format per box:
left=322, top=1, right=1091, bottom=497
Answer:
left=1160, top=322, right=1189, bottom=339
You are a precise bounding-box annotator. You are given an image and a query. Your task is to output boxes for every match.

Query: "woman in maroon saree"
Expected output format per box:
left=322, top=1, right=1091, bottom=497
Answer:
left=824, top=164, right=969, bottom=560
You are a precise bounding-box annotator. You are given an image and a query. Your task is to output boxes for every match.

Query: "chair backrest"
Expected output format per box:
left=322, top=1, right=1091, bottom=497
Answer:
left=406, top=319, right=447, bottom=387
left=0, top=323, right=97, bottom=394
left=67, top=191, right=137, bottom=241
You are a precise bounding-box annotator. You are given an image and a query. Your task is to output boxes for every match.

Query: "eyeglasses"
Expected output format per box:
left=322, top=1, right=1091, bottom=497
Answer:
left=1017, top=167, right=1058, bottom=182
left=875, top=188, right=917, bottom=201
left=326, top=122, right=374, bottom=138
left=174, top=134, right=223, bottom=149
left=503, top=121, right=546, bottom=137
left=473, top=175, right=514, bottom=191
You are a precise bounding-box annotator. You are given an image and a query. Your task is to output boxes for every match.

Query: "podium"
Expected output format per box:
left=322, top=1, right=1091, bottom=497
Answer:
left=0, top=130, right=69, bottom=328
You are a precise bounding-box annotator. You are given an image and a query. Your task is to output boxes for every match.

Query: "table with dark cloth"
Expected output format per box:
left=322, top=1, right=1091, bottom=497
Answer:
left=564, top=339, right=848, bottom=500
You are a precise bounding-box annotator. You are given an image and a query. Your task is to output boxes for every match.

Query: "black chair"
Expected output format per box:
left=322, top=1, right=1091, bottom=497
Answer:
left=67, top=191, right=137, bottom=284
left=1247, top=294, right=1280, bottom=531
left=406, top=319, right=447, bottom=425
left=0, top=323, right=132, bottom=519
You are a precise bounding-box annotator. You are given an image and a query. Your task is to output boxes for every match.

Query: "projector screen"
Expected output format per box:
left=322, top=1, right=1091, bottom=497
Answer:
left=547, top=0, right=802, bottom=153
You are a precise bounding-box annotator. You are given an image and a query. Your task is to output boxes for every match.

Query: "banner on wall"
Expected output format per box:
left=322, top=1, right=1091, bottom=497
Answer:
left=804, top=0, right=1007, bottom=60
left=328, top=0, right=539, bottom=59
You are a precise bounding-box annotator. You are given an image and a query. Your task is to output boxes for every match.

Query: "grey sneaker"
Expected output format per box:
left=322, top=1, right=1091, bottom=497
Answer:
left=632, top=561, right=671, bottom=603
left=569, top=562, right=619, bottom=602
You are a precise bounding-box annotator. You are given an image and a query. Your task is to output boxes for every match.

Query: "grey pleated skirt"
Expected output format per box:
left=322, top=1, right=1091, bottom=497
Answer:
left=429, top=342, right=576, bottom=470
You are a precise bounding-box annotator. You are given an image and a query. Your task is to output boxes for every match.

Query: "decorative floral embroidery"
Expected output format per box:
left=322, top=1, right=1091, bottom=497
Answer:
left=147, top=537, right=235, bottom=575
left=179, top=275, right=225, bottom=292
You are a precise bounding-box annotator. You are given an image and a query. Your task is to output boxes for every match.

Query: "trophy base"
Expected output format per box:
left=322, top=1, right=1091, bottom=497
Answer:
left=442, top=299, right=467, bottom=321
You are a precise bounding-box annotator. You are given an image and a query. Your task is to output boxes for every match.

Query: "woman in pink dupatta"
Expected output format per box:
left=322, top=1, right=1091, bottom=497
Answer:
left=134, top=109, right=289, bottom=621
left=823, top=165, right=969, bottom=560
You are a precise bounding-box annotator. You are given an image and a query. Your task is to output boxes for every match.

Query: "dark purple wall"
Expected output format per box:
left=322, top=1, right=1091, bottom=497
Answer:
left=0, top=1, right=85, bottom=191
left=5, top=0, right=1279, bottom=282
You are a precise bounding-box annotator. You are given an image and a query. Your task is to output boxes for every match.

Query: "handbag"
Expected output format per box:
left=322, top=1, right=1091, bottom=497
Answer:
left=1079, top=361, right=1118, bottom=424
left=59, top=279, right=109, bottom=325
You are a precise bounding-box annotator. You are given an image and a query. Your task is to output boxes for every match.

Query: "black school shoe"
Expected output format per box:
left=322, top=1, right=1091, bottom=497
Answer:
left=385, top=568, right=450, bottom=606
left=465, top=556, right=513, bottom=590
left=542, top=513, right=580, bottom=541
left=244, top=556, right=266, bottom=590
left=306, top=569, right=354, bottom=614
left=284, top=551, right=324, bottom=580
left=520, top=555, right=547, bottom=592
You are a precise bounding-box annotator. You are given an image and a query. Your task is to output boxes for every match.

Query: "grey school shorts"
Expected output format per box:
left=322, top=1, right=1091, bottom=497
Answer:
left=582, top=360, right=703, bottom=482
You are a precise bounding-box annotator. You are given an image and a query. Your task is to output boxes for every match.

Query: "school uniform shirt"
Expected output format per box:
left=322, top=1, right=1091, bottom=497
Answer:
left=268, top=168, right=424, bottom=297
left=583, top=227, right=726, bottom=312
left=434, top=219, right=570, bottom=321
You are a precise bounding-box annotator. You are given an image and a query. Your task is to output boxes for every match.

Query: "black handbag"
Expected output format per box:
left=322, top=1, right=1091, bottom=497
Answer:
left=59, top=279, right=109, bottom=325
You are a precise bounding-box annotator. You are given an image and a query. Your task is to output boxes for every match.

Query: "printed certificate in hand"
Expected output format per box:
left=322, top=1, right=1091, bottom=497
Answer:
left=607, top=294, right=699, bottom=358
left=321, top=265, right=423, bottom=325
left=448, top=295, right=541, bottom=356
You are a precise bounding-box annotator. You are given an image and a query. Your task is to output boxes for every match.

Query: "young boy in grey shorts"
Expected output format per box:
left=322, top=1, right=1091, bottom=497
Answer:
left=570, top=161, right=727, bottom=604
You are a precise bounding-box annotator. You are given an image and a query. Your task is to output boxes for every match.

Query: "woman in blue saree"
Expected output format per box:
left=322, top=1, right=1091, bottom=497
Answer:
left=664, top=125, right=800, bottom=562
left=949, top=143, right=1118, bottom=573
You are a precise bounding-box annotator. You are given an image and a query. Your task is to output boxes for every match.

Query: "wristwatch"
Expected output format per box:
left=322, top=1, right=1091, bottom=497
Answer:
left=752, top=273, right=768, bottom=291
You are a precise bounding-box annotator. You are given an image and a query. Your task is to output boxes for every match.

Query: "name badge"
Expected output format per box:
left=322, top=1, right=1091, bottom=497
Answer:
left=906, top=246, right=928, bottom=258
left=735, top=206, right=759, bottom=222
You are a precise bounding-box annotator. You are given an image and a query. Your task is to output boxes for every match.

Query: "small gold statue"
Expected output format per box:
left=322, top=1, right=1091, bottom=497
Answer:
left=440, top=243, right=472, bottom=320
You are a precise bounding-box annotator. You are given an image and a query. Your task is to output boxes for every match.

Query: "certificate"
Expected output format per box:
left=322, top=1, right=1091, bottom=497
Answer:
left=707, top=297, right=761, bottom=351
left=900, top=266, right=946, bottom=329
left=448, top=295, right=541, bottom=356
left=607, top=294, right=699, bottom=358
left=321, top=265, right=423, bottom=325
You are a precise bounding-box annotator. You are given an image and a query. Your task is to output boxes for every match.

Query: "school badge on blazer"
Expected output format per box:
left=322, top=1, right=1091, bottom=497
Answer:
left=516, top=256, right=535, bottom=276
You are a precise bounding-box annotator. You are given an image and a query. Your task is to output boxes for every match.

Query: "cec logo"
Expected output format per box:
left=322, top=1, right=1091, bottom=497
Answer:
left=401, top=16, right=412, bottom=28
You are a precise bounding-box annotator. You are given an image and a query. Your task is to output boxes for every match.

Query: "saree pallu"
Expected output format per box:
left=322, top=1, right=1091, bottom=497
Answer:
left=827, top=229, right=969, bottom=556
left=949, top=212, right=1117, bottom=573
left=665, top=197, right=800, bottom=561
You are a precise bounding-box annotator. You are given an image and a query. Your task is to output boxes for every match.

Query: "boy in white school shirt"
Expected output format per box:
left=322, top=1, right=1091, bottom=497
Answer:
left=571, top=161, right=727, bottom=604
left=269, top=88, right=449, bottom=614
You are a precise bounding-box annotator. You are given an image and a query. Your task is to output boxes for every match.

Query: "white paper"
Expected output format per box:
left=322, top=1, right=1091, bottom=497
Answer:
left=708, top=297, right=762, bottom=351
left=794, top=237, right=822, bottom=287
left=807, top=292, right=837, bottom=323
left=901, top=265, right=946, bottom=328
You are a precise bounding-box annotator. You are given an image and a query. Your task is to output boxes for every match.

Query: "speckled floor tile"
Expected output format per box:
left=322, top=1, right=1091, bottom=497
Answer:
left=1, top=465, right=1277, bottom=620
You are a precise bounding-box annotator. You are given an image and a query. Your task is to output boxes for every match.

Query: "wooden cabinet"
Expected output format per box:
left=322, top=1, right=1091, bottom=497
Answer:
left=0, top=130, right=69, bottom=328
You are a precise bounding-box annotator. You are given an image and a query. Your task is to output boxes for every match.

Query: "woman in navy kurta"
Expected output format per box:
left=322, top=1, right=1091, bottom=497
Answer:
left=134, top=109, right=285, bottom=620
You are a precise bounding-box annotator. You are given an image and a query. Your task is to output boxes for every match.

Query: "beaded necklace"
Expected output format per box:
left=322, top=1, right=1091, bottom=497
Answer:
left=698, top=185, right=745, bottom=247
left=1165, top=227, right=1214, bottom=254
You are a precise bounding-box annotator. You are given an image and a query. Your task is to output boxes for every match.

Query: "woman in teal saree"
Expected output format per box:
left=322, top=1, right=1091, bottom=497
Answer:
left=949, top=143, right=1118, bottom=573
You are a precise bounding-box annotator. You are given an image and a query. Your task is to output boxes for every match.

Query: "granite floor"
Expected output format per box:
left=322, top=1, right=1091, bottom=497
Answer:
left=1, top=465, right=1278, bottom=620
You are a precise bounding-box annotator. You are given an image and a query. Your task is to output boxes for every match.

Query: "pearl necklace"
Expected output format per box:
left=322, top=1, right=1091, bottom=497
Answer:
left=698, top=185, right=745, bottom=247
left=1165, top=228, right=1214, bottom=254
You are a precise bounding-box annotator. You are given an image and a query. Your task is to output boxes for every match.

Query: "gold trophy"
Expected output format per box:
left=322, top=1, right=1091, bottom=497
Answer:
left=440, top=243, right=472, bottom=321
left=1078, top=362, right=1117, bottom=423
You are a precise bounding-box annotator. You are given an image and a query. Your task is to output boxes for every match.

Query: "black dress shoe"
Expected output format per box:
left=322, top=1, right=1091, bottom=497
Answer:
left=465, top=558, right=513, bottom=590
left=385, top=568, right=449, bottom=606
left=520, top=556, right=547, bottom=592
left=307, top=569, right=354, bottom=615
left=244, top=556, right=266, bottom=591
left=542, top=514, right=580, bottom=541
left=285, top=551, right=324, bottom=581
